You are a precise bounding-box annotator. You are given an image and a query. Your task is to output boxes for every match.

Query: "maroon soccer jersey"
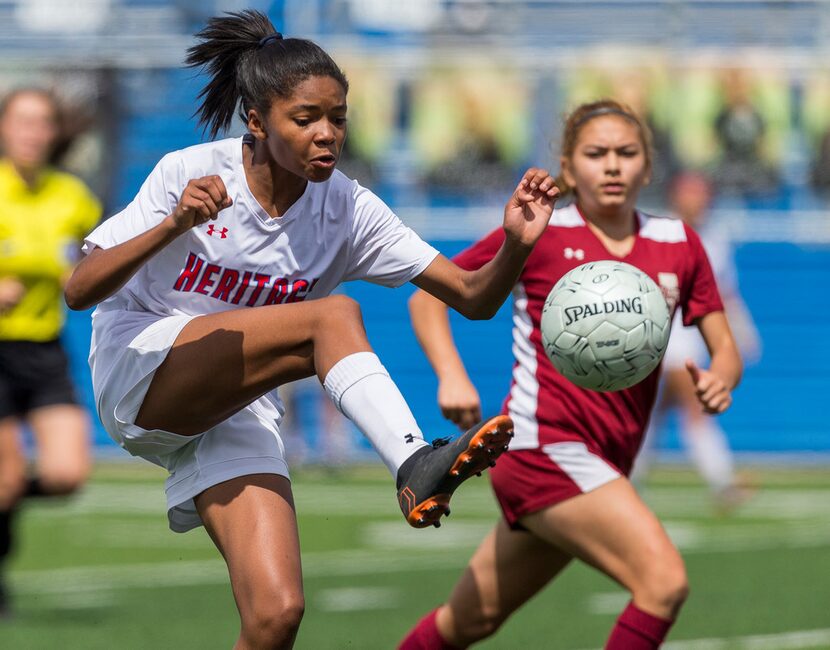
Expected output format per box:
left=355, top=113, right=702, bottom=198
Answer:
left=453, top=204, right=723, bottom=473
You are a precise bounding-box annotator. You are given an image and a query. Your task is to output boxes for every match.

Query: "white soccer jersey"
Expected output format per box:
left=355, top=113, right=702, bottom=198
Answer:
left=84, top=135, right=439, bottom=316
left=82, top=136, right=440, bottom=531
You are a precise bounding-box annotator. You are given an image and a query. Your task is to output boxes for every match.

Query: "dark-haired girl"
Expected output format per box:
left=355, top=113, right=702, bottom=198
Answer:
left=399, top=100, right=742, bottom=649
left=64, top=10, right=558, bottom=648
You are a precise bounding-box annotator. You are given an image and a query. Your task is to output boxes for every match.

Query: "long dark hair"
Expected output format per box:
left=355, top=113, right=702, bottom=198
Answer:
left=185, top=9, right=349, bottom=139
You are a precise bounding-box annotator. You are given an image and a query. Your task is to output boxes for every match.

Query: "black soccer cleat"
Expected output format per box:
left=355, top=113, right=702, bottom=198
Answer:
left=396, top=415, right=514, bottom=529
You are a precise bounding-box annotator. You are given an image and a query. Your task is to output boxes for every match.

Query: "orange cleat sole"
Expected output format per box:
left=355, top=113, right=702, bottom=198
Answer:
left=448, top=414, right=514, bottom=478
left=405, top=415, right=514, bottom=529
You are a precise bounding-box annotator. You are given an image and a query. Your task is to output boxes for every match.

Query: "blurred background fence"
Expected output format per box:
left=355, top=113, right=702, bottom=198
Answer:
left=2, top=0, right=828, bottom=460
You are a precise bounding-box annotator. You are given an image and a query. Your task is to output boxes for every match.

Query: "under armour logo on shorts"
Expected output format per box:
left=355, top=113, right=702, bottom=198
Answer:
left=564, top=247, right=584, bottom=260
left=206, top=225, right=229, bottom=239
left=404, top=433, right=416, bottom=443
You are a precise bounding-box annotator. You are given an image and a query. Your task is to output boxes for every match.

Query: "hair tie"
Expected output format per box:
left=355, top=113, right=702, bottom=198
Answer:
left=258, top=33, right=283, bottom=48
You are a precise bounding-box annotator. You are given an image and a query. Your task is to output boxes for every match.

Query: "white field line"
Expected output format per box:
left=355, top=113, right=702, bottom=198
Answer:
left=663, top=628, right=830, bottom=649
left=10, top=510, right=830, bottom=600
left=662, top=520, right=830, bottom=553
left=33, top=482, right=499, bottom=518
left=30, top=507, right=830, bottom=557
left=361, top=520, right=495, bottom=549
left=642, top=489, right=830, bottom=520
left=315, top=587, right=400, bottom=612
left=69, top=520, right=215, bottom=549
left=35, top=483, right=830, bottom=520
left=360, top=519, right=830, bottom=555
left=8, top=548, right=472, bottom=596
left=578, top=628, right=830, bottom=650
left=37, top=589, right=115, bottom=611
left=11, top=560, right=229, bottom=595
left=586, top=591, right=630, bottom=615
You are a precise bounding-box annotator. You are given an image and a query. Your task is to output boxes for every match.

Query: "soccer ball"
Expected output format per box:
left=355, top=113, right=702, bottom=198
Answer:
left=541, top=260, right=671, bottom=391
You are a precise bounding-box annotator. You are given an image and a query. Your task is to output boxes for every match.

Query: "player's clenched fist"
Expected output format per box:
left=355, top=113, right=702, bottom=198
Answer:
left=686, top=359, right=733, bottom=414
left=172, top=175, right=232, bottom=232
left=438, top=375, right=482, bottom=432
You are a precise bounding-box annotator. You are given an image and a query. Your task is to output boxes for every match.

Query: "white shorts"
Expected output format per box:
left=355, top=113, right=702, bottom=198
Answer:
left=490, top=441, right=622, bottom=528
left=89, top=309, right=290, bottom=533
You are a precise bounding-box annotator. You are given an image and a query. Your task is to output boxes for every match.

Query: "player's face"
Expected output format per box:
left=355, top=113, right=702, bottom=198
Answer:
left=0, top=92, right=59, bottom=171
left=561, top=115, right=650, bottom=216
left=260, top=75, right=347, bottom=182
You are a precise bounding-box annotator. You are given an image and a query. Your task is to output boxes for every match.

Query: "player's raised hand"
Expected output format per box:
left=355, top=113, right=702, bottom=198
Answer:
left=438, top=375, right=482, bottom=432
left=503, top=168, right=560, bottom=248
left=686, top=359, right=733, bottom=414
left=172, top=175, right=233, bottom=232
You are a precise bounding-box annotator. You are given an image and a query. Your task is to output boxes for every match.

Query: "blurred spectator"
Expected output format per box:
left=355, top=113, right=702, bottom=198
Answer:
left=332, top=61, right=396, bottom=190
left=809, top=128, right=830, bottom=196
left=336, top=136, right=381, bottom=188
left=712, top=70, right=779, bottom=196
left=425, top=119, right=516, bottom=198
left=611, top=68, right=681, bottom=202
left=801, top=71, right=830, bottom=197
left=634, top=171, right=761, bottom=513
left=412, top=68, right=530, bottom=202
left=0, top=87, right=102, bottom=616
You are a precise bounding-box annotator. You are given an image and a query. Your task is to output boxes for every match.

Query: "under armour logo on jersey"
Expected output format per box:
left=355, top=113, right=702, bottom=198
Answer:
left=404, top=433, right=416, bottom=444
left=564, top=247, right=585, bottom=260
left=206, top=225, right=229, bottom=239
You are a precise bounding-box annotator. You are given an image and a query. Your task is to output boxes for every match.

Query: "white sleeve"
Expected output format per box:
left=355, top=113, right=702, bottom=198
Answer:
left=343, top=183, right=439, bottom=287
left=82, top=152, right=184, bottom=253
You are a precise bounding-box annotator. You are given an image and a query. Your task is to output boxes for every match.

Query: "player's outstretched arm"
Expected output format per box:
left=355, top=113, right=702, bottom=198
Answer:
left=688, top=311, right=743, bottom=414
left=412, top=168, right=558, bottom=320
left=65, top=176, right=232, bottom=311
left=409, top=289, right=482, bottom=431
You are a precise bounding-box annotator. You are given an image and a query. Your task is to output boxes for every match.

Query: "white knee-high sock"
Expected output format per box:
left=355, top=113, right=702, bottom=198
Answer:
left=680, top=416, right=735, bottom=493
left=323, top=352, right=429, bottom=477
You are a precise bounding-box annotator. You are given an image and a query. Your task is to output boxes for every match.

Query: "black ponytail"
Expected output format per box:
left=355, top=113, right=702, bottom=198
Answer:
left=186, top=9, right=348, bottom=140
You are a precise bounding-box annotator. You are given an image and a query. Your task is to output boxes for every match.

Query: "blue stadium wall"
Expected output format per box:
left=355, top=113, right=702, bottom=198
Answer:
left=64, top=240, right=830, bottom=456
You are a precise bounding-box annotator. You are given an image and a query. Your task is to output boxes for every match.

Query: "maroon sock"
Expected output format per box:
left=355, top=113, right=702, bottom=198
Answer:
left=399, top=608, right=461, bottom=650
left=605, top=601, right=674, bottom=649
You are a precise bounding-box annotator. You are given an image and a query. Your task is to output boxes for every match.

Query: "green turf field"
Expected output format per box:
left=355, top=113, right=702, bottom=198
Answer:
left=3, top=461, right=830, bottom=649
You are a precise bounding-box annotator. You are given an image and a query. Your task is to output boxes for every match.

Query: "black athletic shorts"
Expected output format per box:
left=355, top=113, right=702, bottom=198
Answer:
left=0, top=339, right=79, bottom=419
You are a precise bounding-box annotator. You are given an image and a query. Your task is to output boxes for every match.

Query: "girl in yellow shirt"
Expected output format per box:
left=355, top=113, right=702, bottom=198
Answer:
left=0, top=87, right=101, bottom=616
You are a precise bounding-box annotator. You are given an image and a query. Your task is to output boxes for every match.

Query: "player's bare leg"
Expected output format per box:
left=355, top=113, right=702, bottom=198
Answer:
left=0, top=419, right=25, bottom=513
left=522, top=477, right=686, bottom=646
left=135, top=295, right=511, bottom=527
left=196, top=474, right=303, bottom=650
left=136, top=295, right=368, bottom=435
left=29, top=405, right=91, bottom=496
left=427, top=519, right=571, bottom=647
